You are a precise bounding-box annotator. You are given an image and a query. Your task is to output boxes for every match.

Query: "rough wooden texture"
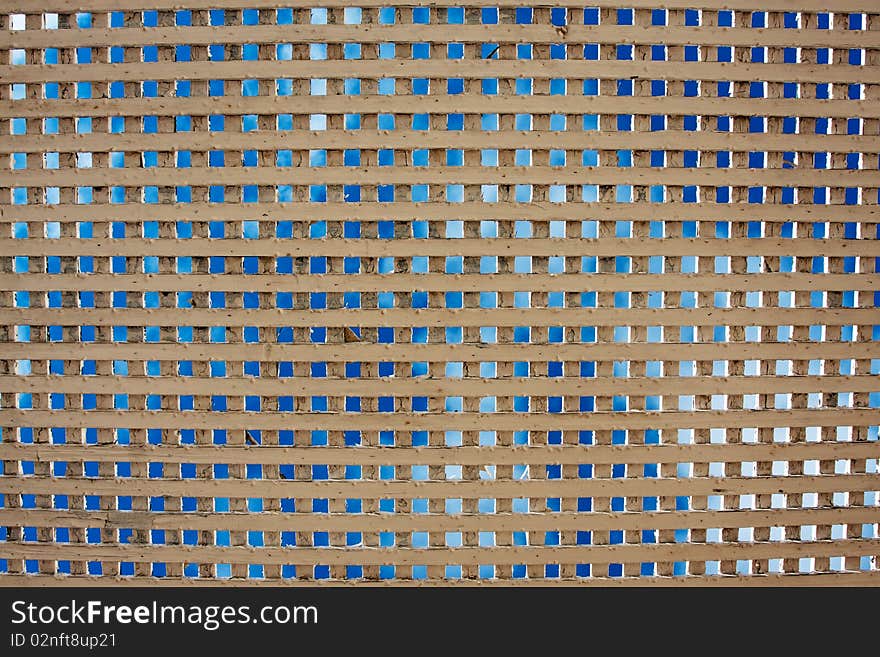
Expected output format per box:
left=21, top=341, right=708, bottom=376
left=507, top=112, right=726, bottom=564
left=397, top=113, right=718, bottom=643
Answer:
left=0, top=3, right=878, bottom=586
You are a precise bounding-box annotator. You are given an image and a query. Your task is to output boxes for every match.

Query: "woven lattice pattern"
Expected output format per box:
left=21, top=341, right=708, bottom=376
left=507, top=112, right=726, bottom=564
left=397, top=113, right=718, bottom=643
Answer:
left=0, top=1, right=878, bottom=586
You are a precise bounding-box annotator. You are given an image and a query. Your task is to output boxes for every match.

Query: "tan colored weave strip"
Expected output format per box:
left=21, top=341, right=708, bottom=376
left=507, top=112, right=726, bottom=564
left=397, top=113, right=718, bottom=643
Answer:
left=0, top=3, right=878, bottom=586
